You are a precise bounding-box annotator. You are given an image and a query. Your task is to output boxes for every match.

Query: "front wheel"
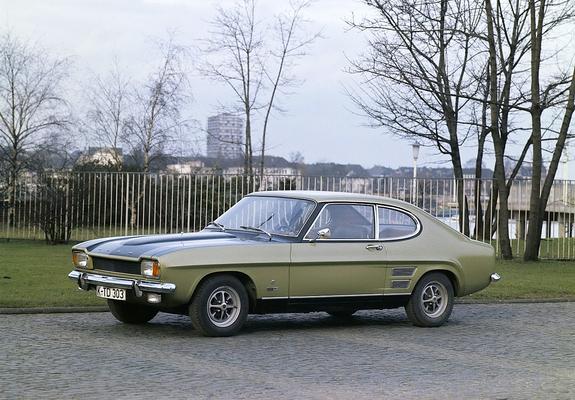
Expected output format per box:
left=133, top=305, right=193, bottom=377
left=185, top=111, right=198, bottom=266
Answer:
left=189, top=275, right=249, bottom=337
left=405, top=273, right=454, bottom=327
left=107, top=300, right=158, bottom=324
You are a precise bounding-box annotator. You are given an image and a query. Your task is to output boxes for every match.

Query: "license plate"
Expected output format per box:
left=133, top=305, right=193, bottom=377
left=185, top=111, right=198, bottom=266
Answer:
left=96, top=286, right=126, bottom=301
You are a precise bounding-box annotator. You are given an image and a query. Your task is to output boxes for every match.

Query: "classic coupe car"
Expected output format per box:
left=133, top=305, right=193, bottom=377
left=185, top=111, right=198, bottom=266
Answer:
left=69, top=191, right=499, bottom=336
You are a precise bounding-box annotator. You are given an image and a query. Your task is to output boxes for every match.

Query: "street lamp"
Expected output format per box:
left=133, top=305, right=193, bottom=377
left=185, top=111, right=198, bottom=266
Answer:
left=412, top=142, right=420, bottom=203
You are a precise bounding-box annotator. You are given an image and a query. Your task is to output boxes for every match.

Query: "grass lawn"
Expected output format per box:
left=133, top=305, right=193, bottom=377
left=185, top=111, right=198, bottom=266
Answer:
left=0, top=240, right=105, bottom=308
left=0, top=240, right=574, bottom=308
left=468, top=258, right=575, bottom=300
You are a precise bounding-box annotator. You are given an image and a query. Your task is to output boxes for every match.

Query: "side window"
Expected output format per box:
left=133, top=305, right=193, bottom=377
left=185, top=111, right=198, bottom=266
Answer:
left=378, top=207, right=418, bottom=239
left=306, top=204, right=375, bottom=240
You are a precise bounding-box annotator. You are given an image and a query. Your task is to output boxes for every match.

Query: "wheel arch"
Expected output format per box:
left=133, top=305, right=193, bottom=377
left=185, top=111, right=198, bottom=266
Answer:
left=190, top=271, right=257, bottom=313
left=416, top=268, right=461, bottom=297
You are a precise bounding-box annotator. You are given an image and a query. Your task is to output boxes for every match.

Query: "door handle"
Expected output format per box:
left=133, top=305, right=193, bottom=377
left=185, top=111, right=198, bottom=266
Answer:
left=366, top=244, right=383, bottom=251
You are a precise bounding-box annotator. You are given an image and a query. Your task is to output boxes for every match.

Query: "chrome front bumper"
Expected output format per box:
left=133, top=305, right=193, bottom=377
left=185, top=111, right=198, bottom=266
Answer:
left=68, top=270, right=176, bottom=296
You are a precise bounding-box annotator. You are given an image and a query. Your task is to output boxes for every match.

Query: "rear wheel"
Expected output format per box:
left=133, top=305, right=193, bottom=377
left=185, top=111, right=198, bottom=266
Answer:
left=107, top=300, right=158, bottom=324
left=405, top=273, right=454, bottom=327
left=189, top=275, right=249, bottom=337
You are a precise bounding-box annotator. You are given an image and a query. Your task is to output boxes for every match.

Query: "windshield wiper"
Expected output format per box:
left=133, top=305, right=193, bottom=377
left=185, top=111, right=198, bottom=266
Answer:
left=239, top=225, right=272, bottom=241
left=206, top=221, right=226, bottom=231
left=257, top=213, right=275, bottom=228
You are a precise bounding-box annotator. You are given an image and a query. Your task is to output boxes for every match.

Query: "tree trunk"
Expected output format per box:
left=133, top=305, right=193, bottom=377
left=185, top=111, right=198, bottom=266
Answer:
left=494, top=158, right=513, bottom=259
left=451, top=153, right=469, bottom=236
left=523, top=0, right=546, bottom=261
left=473, top=64, right=490, bottom=240
left=243, top=100, right=253, bottom=193
left=525, top=66, right=575, bottom=259
left=143, top=147, right=150, bottom=174
left=473, top=133, right=487, bottom=240
left=259, top=133, right=266, bottom=189
left=7, top=142, right=19, bottom=227
left=485, top=0, right=512, bottom=259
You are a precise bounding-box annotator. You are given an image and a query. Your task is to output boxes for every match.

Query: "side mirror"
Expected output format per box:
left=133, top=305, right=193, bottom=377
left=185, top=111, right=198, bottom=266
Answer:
left=311, top=228, right=331, bottom=242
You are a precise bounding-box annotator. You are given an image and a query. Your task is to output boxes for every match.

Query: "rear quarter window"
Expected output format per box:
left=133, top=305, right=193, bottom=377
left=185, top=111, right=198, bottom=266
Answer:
left=378, top=206, right=419, bottom=240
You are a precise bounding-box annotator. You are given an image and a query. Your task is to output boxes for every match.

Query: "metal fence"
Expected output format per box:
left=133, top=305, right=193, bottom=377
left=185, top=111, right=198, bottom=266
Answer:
left=2, top=171, right=575, bottom=259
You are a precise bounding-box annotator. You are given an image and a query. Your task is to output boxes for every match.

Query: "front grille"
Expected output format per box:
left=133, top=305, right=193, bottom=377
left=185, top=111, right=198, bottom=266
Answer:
left=92, top=257, right=140, bottom=275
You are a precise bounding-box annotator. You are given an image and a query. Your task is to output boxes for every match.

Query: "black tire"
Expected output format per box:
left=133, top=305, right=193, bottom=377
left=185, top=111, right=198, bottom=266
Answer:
left=107, top=300, right=158, bottom=324
left=405, top=272, right=454, bottom=327
left=189, top=275, right=249, bottom=337
left=327, top=310, right=357, bottom=318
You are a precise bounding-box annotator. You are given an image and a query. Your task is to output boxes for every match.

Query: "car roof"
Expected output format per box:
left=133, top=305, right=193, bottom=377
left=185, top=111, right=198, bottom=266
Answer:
left=248, top=190, right=413, bottom=208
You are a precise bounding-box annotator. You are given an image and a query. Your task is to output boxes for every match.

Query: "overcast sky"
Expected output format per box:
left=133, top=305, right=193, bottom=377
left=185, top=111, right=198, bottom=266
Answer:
left=1, top=0, right=573, bottom=172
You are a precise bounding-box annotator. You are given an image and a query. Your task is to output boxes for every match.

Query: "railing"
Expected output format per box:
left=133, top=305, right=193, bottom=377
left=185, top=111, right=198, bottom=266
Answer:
left=2, top=172, right=575, bottom=259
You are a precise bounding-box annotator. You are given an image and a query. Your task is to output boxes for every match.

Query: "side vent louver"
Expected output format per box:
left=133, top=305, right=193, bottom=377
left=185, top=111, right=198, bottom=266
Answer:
left=392, top=267, right=416, bottom=277
left=391, top=280, right=410, bottom=289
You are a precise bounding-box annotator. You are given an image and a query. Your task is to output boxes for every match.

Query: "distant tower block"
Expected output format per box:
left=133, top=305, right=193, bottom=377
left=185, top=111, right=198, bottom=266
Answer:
left=206, top=113, right=244, bottom=159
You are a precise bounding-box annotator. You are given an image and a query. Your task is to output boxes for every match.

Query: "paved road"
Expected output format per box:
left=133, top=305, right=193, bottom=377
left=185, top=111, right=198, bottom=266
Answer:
left=1, top=303, right=574, bottom=399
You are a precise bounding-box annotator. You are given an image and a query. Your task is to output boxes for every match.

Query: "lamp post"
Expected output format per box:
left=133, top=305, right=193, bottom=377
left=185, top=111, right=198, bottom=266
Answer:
left=412, top=142, right=420, bottom=204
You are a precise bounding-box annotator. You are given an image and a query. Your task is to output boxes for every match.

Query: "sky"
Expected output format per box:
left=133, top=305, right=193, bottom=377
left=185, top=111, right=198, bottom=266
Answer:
left=0, top=0, right=573, bottom=172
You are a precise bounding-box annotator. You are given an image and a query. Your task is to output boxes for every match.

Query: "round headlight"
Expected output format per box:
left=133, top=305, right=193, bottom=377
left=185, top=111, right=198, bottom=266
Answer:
left=141, top=259, right=160, bottom=278
left=72, top=251, right=88, bottom=268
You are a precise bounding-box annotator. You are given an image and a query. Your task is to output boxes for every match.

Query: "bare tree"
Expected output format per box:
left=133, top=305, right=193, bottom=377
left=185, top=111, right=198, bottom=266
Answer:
left=484, top=0, right=514, bottom=258
left=120, top=38, right=190, bottom=228
left=124, top=38, right=188, bottom=173
left=0, top=33, right=69, bottom=226
left=350, top=0, right=571, bottom=258
left=203, top=0, right=262, bottom=180
left=83, top=62, right=130, bottom=170
left=469, top=69, right=491, bottom=239
left=348, top=0, right=484, bottom=235
left=258, top=1, right=319, bottom=182
left=31, top=130, right=79, bottom=244
left=203, top=0, right=317, bottom=182
left=524, top=0, right=575, bottom=261
left=482, top=0, right=573, bottom=258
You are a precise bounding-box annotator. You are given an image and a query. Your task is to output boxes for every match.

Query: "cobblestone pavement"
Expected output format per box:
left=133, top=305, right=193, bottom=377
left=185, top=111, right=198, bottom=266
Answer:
left=1, top=303, right=574, bottom=399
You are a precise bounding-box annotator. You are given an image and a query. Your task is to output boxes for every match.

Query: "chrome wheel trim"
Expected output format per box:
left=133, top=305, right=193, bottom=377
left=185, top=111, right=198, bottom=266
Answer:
left=206, top=286, right=242, bottom=328
left=420, top=281, right=448, bottom=318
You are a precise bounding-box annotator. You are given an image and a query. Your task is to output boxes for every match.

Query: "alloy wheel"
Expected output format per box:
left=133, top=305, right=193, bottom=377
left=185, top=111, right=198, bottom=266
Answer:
left=206, top=286, right=242, bottom=328
left=420, top=281, right=448, bottom=318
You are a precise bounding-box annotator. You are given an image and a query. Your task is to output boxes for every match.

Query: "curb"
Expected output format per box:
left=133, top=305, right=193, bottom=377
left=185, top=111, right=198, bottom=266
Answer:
left=455, top=298, right=575, bottom=305
left=0, top=306, right=108, bottom=315
left=1, top=298, right=575, bottom=315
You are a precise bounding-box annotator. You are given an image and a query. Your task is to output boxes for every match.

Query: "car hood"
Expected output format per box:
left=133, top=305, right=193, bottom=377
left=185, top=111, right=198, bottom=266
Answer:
left=78, top=231, right=264, bottom=259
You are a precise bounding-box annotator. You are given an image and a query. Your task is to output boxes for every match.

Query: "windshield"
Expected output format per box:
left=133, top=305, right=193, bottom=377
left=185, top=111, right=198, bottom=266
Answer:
left=214, top=196, right=316, bottom=237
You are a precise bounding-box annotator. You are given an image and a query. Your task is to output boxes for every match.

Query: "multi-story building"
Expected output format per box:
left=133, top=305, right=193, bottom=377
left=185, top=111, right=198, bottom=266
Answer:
left=206, top=113, right=244, bottom=159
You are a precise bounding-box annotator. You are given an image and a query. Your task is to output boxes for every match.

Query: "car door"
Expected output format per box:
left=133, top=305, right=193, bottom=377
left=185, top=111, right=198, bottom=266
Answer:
left=289, top=203, right=387, bottom=298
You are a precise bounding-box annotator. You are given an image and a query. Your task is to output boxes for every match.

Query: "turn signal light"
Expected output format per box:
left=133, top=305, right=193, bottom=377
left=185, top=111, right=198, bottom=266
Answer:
left=141, top=260, right=161, bottom=278
left=72, top=251, right=88, bottom=268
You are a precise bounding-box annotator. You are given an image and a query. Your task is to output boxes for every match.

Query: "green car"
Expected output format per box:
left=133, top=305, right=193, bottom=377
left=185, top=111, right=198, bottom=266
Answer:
left=69, top=191, right=499, bottom=336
